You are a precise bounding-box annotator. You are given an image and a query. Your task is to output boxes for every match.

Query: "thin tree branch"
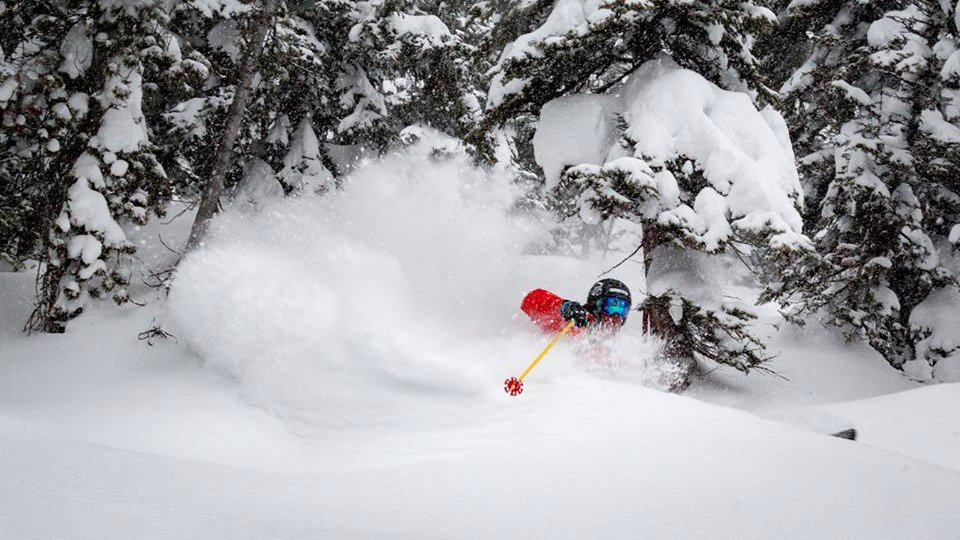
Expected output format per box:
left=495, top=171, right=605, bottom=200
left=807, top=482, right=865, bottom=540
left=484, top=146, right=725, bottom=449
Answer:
left=598, top=243, right=642, bottom=277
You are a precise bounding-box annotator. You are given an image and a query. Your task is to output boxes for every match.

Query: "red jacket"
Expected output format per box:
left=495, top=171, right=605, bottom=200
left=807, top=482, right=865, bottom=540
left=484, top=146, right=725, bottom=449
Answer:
left=520, top=288, right=593, bottom=335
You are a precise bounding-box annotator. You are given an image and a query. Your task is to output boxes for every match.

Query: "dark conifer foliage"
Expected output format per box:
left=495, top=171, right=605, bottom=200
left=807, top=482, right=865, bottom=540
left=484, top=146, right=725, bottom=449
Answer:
left=768, top=1, right=960, bottom=380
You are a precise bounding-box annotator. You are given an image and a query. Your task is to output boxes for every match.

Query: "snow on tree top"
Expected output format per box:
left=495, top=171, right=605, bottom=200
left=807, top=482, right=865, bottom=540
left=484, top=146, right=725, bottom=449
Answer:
left=100, top=0, right=157, bottom=14
left=920, top=109, right=960, bottom=143
left=59, top=22, right=93, bottom=80
left=386, top=14, right=452, bottom=46
left=533, top=93, right=622, bottom=186
left=622, top=60, right=803, bottom=232
left=186, top=0, right=253, bottom=19
left=535, top=58, right=805, bottom=248
left=487, top=0, right=614, bottom=109
left=499, top=0, right=610, bottom=63
left=95, top=71, right=149, bottom=153
left=65, top=178, right=127, bottom=247
left=867, top=6, right=926, bottom=49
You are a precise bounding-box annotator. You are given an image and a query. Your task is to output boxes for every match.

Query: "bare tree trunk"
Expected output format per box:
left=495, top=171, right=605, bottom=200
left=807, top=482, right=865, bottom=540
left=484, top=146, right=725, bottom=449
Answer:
left=185, top=0, right=280, bottom=252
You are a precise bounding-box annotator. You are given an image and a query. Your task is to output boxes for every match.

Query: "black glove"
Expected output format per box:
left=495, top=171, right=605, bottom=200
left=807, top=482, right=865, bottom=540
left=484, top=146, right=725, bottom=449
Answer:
left=560, top=301, right=589, bottom=327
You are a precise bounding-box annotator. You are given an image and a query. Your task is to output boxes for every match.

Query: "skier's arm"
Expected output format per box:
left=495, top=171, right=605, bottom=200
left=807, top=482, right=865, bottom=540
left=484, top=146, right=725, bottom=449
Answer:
left=559, top=301, right=589, bottom=327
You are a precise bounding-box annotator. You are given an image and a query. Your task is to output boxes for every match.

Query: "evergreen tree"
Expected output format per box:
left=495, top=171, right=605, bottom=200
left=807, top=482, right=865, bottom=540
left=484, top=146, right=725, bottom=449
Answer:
left=484, top=0, right=778, bottom=125
left=277, top=118, right=335, bottom=194
left=176, top=0, right=480, bottom=247
left=315, top=0, right=478, bottom=147
left=771, top=1, right=960, bottom=380
left=0, top=0, right=195, bottom=331
left=479, top=1, right=806, bottom=375
left=185, top=0, right=282, bottom=250
left=1, top=0, right=487, bottom=330
left=165, top=0, right=334, bottom=221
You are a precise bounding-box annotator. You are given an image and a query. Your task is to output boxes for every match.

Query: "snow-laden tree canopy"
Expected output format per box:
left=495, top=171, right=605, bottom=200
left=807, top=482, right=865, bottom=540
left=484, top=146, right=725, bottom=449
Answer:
left=533, top=58, right=810, bottom=371
left=485, top=0, right=777, bottom=119
left=536, top=58, right=806, bottom=253
left=775, top=0, right=960, bottom=381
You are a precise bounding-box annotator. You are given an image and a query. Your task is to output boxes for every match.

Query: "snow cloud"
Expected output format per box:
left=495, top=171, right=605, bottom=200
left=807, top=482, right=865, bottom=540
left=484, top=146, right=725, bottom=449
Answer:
left=169, top=131, right=545, bottom=431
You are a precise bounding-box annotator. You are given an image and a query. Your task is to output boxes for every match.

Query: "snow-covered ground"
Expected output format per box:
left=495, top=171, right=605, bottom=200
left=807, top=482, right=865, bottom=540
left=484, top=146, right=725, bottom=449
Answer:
left=2, top=142, right=959, bottom=538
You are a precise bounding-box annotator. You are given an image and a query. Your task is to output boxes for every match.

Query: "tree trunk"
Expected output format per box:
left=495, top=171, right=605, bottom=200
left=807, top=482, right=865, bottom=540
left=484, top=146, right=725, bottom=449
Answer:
left=25, top=173, right=71, bottom=333
left=641, top=223, right=693, bottom=360
left=185, top=0, right=280, bottom=252
left=644, top=295, right=693, bottom=359
left=641, top=226, right=695, bottom=390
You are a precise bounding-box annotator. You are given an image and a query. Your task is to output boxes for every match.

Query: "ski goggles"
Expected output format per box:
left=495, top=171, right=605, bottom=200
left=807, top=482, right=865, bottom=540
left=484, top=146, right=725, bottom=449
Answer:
left=599, top=296, right=629, bottom=317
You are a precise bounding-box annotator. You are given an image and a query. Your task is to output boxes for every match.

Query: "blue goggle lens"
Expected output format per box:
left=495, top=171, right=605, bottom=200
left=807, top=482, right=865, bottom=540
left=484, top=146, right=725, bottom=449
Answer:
left=600, top=297, right=629, bottom=317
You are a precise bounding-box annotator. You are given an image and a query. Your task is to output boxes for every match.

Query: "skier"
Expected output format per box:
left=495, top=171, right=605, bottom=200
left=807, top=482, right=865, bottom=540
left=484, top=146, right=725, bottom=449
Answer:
left=521, top=278, right=631, bottom=335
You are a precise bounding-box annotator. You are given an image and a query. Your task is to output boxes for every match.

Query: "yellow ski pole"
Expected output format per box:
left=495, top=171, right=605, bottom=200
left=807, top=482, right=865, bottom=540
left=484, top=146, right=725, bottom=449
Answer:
left=504, top=319, right=576, bottom=396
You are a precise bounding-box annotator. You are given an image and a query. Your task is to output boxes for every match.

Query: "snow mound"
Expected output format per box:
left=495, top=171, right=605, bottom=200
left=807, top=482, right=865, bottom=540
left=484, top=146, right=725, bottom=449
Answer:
left=814, top=383, right=960, bottom=471
left=907, top=285, right=960, bottom=382
left=169, top=133, right=545, bottom=431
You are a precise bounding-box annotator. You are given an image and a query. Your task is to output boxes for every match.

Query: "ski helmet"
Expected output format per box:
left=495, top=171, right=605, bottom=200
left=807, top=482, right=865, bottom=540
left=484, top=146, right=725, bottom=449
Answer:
left=586, top=278, right=632, bottom=315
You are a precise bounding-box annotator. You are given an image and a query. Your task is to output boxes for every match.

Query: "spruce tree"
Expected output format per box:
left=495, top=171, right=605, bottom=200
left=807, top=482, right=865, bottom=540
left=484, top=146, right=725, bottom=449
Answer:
left=186, top=0, right=281, bottom=250
left=314, top=0, right=477, bottom=147
left=176, top=0, right=480, bottom=246
left=771, top=1, right=960, bottom=380
left=0, top=1, right=194, bottom=331
left=277, top=118, right=335, bottom=194
left=166, top=0, right=335, bottom=234
left=480, top=1, right=807, bottom=375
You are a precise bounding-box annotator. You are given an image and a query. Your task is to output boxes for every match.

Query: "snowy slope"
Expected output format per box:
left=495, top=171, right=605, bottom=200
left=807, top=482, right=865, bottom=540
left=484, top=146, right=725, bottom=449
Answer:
left=2, top=137, right=959, bottom=538
left=813, top=384, right=960, bottom=471
left=3, top=317, right=960, bottom=539
left=686, top=299, right=917, bottom=413
left=3, top=283, right=960, bottom=539
left=3, top=265, right=960, bottom=539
